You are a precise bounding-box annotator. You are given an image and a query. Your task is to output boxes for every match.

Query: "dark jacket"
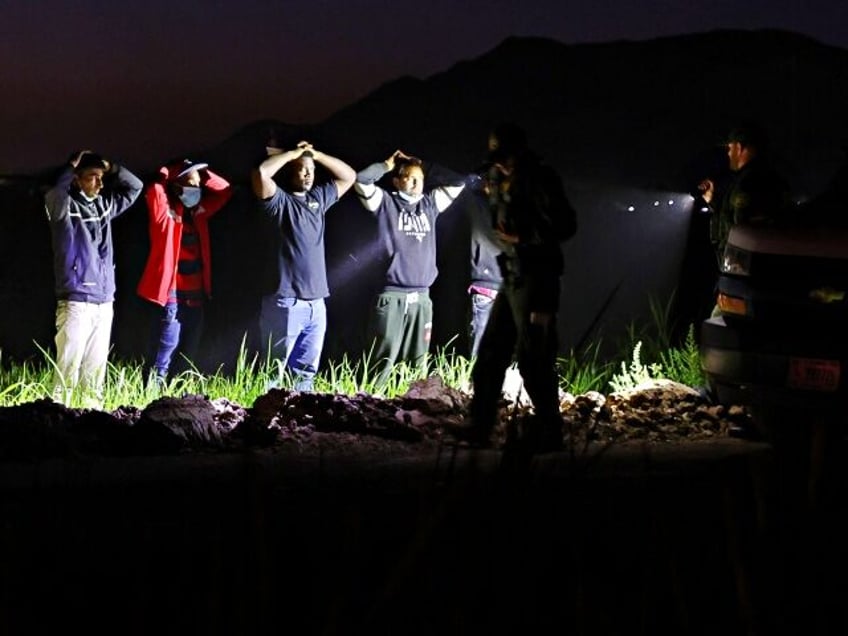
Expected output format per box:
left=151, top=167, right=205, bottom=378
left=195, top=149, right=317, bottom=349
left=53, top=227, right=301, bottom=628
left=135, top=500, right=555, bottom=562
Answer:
left=468, top=191, right=502, bottom=291
left=491, top=153, right=577, bottom=311
left=709, top=157, right=792, bottom=255
left=44, top=164, right=143, bottom=303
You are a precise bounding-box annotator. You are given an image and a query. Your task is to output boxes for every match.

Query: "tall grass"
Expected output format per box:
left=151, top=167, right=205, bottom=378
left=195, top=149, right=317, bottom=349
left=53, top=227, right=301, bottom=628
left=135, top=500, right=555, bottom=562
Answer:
left=0, top=340, right=477, bottom=410
left=0, top=297, right=706, bottom=410
left=558, top=340, right=614, bottom=395
left=603, top=289, right=706, bottom=391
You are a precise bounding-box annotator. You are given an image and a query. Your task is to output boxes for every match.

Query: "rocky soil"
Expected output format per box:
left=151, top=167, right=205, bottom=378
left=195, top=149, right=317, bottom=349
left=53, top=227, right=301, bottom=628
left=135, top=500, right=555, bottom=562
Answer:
left=0, top=376, right=753, bottom=462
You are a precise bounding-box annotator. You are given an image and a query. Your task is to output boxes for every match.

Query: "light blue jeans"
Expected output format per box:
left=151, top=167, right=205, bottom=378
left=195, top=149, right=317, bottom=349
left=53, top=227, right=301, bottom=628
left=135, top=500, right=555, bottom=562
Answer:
left=259, top=295, right=326, bottom=391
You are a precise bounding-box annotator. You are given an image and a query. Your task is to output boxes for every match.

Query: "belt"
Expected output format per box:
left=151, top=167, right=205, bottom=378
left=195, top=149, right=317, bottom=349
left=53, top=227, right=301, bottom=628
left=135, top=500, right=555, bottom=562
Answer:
left=468, top=285, right=498, bottom=299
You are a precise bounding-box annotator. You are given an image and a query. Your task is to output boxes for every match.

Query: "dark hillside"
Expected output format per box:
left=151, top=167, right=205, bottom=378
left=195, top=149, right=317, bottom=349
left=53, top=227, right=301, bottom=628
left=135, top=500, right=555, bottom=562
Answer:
left=3, top=29, right=847, bottom=368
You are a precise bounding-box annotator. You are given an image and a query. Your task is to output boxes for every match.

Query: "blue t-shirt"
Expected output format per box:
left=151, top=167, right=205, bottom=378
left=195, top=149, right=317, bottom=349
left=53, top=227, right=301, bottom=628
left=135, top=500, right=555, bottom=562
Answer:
left=258, top=182, right=338, bottom=299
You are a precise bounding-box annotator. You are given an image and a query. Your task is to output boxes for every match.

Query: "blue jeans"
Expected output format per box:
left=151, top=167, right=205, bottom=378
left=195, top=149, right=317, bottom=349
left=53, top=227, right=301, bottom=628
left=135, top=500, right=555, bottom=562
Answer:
left=469, top=291, right=496, bottom=359
left=149, top=301, right=204, bottom=380
left=259, top=295, right=326, bottom=391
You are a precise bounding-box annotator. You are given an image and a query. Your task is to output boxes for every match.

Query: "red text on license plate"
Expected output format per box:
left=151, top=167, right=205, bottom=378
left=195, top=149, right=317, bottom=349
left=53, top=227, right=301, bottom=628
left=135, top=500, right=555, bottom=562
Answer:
left=787, top=358, right=840, bottom=392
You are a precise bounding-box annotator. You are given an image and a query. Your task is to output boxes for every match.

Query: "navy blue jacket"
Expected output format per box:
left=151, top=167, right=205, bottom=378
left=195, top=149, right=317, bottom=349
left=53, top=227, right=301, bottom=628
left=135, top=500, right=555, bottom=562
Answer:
left=44, top=165, right=143, bottom=303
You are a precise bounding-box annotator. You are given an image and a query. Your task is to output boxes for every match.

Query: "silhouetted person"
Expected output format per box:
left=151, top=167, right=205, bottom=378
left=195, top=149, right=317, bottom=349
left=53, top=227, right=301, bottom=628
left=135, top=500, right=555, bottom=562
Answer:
left=454, top=123, right=577, bottom=452
left=697, top=122, right=792, bottom=315
left=354, top=150, right=466, bottom=390
left=137, top=159, right=233, bottom=385
left=251, top=140, right=356, bottom=391
left=699, top=122, right=793, bottom=263
left=44, top=150, right=143, bottom=407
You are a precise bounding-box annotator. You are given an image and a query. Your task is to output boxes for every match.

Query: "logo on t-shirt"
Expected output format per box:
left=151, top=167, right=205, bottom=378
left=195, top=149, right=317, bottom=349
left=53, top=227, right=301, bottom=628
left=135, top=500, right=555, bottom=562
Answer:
left=398, top=210, right=430, bottom=242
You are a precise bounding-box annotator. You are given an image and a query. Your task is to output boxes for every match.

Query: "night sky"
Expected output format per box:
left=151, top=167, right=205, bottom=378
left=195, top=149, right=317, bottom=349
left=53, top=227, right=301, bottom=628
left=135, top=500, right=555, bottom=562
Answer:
left=2, top=0, right=846, bottom=174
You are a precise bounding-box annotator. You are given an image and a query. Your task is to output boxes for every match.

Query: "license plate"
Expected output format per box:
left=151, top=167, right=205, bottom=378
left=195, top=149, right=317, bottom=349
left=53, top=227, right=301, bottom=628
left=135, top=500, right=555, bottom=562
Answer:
left=787, top=358, right=841, bottom=392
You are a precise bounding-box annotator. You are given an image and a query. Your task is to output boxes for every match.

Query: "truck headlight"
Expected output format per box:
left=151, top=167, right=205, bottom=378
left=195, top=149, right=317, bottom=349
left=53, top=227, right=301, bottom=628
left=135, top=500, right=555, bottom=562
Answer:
left=721, top=245, right=752, bottom=275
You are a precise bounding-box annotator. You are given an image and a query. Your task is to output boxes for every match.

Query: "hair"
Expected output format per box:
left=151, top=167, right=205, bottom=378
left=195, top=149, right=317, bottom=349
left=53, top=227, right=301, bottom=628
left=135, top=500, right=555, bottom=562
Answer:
left=394, top=156, right=423, bottom=176
left=74, top=153, right=107, bottom=173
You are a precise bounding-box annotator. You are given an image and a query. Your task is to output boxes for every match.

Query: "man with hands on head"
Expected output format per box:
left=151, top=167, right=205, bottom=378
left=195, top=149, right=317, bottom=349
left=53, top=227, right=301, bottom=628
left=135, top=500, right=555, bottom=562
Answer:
left=354, top=149, right=467, bottom=390
left=251, top=140, right=356, bottom=391
left=137, top=158, right=233, bottom=386
left=44, top=149, right=143, bottom=407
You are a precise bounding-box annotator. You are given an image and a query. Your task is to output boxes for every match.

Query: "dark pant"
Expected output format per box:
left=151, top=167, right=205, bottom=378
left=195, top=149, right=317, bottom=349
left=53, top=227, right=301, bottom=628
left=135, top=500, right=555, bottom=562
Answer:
left=367, top=290, right=433, bottom=389
left=470, top=280, right=561, bottom=431
left=148, top=301, right=204, bottom=380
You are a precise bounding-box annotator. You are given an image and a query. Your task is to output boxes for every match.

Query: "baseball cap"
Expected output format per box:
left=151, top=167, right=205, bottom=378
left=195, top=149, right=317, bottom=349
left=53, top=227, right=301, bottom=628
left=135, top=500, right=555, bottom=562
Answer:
left=175, top=159, right=209, bottom=180
left=724, top=122, right=769, bottom=150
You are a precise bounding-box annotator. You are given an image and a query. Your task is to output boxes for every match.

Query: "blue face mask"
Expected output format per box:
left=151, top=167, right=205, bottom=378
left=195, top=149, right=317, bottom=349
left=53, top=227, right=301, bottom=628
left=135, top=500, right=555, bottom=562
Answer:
left=178, top=186, right=201, bottom=208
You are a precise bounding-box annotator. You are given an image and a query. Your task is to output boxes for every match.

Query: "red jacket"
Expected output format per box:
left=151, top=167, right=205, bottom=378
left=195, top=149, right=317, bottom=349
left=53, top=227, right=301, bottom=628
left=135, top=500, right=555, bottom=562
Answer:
left=136, top=163, right=233, bottom=306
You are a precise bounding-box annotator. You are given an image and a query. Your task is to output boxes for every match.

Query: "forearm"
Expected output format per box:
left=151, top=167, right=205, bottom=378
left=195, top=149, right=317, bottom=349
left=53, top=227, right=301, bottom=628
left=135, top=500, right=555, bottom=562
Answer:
left=424, top=161, right=468, bottom=187
left=44, top=165, right=74, bottom=223
left=145, top=184, right=173, bottom=226
left=356, top=161, right=390, bottom=185
left=116, top=165, right=144, bottom=196
left=314, top=151, right=356, bottom=195
left=433, top=184, right=465, bottom=212
left=44, top=166, right=76, bottom=220
left=354, top=181, right=384, bottom=212
left=201, top=170, right=234, bottom=213
left=202, top=170, right=230, bottom=192
left=252, top=149, right=300, bottom=198
left=109, top=165, right=143, bottom=215
left=257, top=149, right=300, bottom=180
